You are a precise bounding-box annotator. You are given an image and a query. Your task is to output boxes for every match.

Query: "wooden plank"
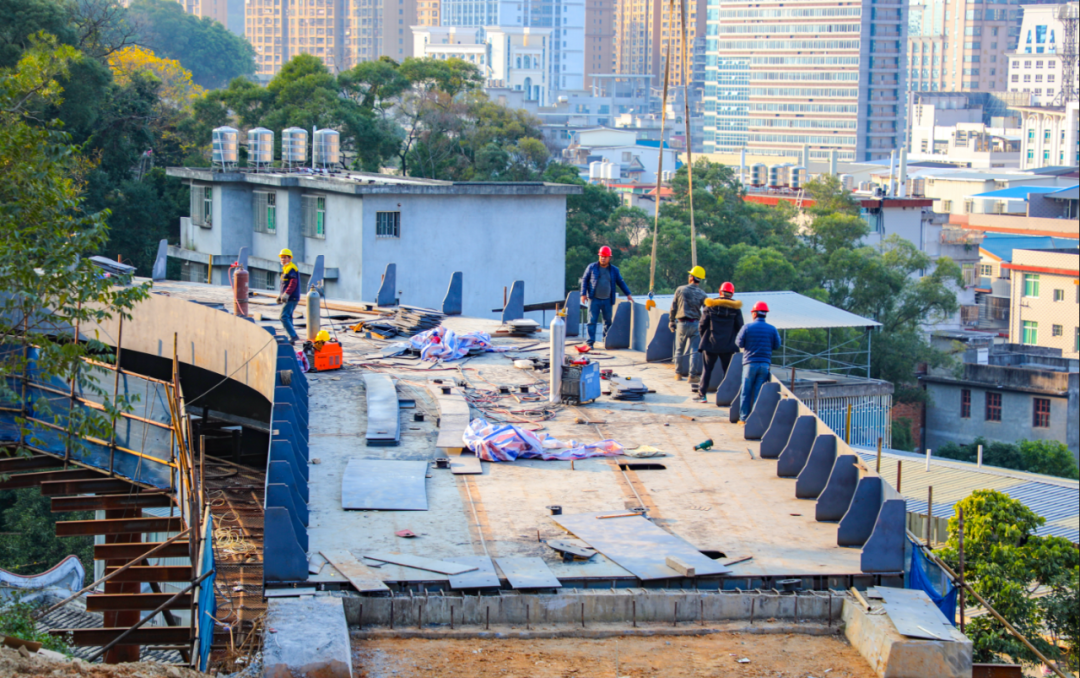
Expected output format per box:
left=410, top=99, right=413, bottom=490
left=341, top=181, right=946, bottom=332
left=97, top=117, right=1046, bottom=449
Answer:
left=341, top=459, right=429, bottom=511
left=446, top=556, right=501, bottom=589
left=553, top=512, right=732, bottom=581
left=665, top=556, right=696, bottom=577
left=320, top=550, right=390, bottom=593
left=362, top=552, right=477, bottom=575
left=55, top=517, right=183, bottom=537
left=94, top=541, right=191, bottom=561
left=57, top=627, right=191, bottom=646
left=85, top=593, right=193, bottom=612
left=430, top=387, right=471, bottom=454
left=52, top=493, right=174, bottom=512
left=494, top=557, right=562, bottom=589
left=450, top=453, right=482, bottom=475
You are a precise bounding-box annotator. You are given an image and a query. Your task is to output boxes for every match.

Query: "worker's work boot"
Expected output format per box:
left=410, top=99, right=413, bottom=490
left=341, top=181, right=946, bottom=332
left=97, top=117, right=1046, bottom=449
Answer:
left=675, top=373, right=685, bottom=381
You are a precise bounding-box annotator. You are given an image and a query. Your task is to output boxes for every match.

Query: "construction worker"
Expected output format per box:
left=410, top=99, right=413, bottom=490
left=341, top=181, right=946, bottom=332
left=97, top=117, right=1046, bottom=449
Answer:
left=735, top=301, right=781, bottom=423
left=694, top=282, right=744, bottom=403
left=277, top=248, right=301, bottom=344
left=669, top=266, right=708, bottom=382
left=580, top=246, right=634, bottom=348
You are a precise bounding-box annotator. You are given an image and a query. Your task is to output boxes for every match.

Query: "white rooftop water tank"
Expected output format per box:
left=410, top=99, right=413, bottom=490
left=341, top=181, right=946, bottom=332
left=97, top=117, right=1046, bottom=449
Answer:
left=282, top=127, right=308, bottom=167
left=211, top=127, right=239, bottom=169
left=248, top=127, right=274, bottom=170
left=313, top=129, right=340, bottom=168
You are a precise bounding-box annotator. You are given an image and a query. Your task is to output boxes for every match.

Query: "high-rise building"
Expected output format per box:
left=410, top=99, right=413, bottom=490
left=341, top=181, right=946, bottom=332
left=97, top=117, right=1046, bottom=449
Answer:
left=417, top=0, right=440, bottom=25
left=247, top=0, right=289, bottom=78
left=291, top=0, right=347, bottom=72
left=178, top=0, right=230, bottom=27
left=439, top=0, right=584, bottom=92
left=613, top=0, right=704, bottom=88
left=584, top=0, right=615, bottom=88
left=906, top=0, right=1021, bottom=94
left=702, top=0, right=906, bottom=162
left=1006, top=3, right=1079, bottom=106
left=412, top=25, right=553, bottom=101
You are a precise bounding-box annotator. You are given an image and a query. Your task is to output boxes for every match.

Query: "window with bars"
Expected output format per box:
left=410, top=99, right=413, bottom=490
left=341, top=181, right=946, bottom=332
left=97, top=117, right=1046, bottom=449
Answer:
left=301, top=195, right=326, bottom=238
left=376, top=211, right=401, bottom=238
left=191, top=185, right=213, bottom=228
left=250, top=267, right=278, bottom=291
left=254, top=191, right=277, bottom=234
left=960, top=388, right=971, bottom=418
left=1032, top=397, right=1050, bottom=428
left=986, top=392, right=1002, bottom=422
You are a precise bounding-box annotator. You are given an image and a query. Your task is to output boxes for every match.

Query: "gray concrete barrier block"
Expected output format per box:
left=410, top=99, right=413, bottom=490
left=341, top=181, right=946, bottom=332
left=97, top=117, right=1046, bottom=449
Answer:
left=861, top=499, right=907, bottom=573
left=644, top=308, right=674, bottom=362
left=838, top=477, right=883, bottom=547
left=442, top=271, right=463, bottom=316
left=815, top=455, right=859, bottom=522
left=630, top=301, right=650, bottom=351
left=777, top=416, right=817, bottom=478
left=264, top=596, right=352, bottom=678
left=760, top=399, right=798, bottom=459
left=564, top=291, right=581, bottom=337
left=603, top=301, right=632, bottom=350
left=266, top=484, right=308, bottom=553
left=714, top=352, right=742, bottom=406
left=729, top=394, right=741, bottom=423
left=744, top=383, right=781, bottom=440
left=795, top=435, right=837, bottom=499
left=152, top=239, right=168, bottom=281
left=502, top=280, right=525, bottom=323
left=842, top=597, right=972, bottom=678
left=376, top=263, right=397, bottom=307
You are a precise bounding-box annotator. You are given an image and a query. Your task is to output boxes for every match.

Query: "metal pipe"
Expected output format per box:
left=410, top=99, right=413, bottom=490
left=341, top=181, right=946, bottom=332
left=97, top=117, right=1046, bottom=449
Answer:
left=926, top=486, right=933, bottom=548
left=925, top=447, right=932, bottom=471
left=976, top=444, right=983, bottom=467
left=896, top=460, right=902, bottom=492
left=958, top=507, right=966, bottom=633
left=876, top=437, right=883, bottom=473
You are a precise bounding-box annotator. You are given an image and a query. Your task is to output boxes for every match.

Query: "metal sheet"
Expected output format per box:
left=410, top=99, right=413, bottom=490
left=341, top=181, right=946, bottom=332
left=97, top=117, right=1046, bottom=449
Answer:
left=446, top=556, right=501, bottom=589
left=553, top=512, right=731, bottom=580
left=363, top=552, right=478, bottom=575
left=494, top=557, right=562, bottom=589
left=321, top=549, right=390, bottom=593
left=450, top=454, right=482, bottom=475
left=432, top=387, right=471, bottom=452
left=341, top=459, right=429, bottom=511
left=877, top=586, right=957, bottom=641
left=643, top=291, right=881, bottom=330
left=363, top=373, right=400, bottom=446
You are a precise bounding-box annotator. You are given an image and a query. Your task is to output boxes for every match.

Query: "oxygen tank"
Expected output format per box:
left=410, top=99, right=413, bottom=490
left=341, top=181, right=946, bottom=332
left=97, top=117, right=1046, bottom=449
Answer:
left=306, top=288, right=321, bottom=341
left=549, top=314, right=566, bottom=403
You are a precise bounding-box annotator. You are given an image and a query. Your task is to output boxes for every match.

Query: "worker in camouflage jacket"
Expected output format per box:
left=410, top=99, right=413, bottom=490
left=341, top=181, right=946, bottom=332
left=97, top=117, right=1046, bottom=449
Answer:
left=669, top=266, right=709, bottom=382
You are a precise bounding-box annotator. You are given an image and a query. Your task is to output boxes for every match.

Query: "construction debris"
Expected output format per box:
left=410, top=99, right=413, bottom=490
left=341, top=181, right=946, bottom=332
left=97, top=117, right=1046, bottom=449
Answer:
left=608, top=377, right=649, bottom=401
left=352, top=305, right=445, bottom=338
left=463, top=418, right=623, bottom=461
left=495, top=319, right=541, bottom=336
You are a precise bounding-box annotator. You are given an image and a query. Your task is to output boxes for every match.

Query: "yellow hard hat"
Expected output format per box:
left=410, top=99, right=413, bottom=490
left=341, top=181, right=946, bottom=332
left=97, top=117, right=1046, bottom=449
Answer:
left=689, top=265, right=706, bottom=280
left=315, top=330, right=330, bottom=343
left=279, top=248, right=293, bottom=258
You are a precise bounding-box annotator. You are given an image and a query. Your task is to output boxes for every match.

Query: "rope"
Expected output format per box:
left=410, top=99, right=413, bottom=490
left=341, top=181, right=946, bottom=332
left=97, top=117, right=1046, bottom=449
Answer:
left=648, top=0, right=677, bottom=297
left=679, top=0, right=698, bottom=267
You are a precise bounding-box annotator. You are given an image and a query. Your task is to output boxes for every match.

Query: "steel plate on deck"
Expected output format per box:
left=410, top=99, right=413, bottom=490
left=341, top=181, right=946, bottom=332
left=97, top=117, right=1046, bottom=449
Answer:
left=341, top=459, right=429, bottom=510
left=364, top=373, right=401, bottom=446
left=446, top=556, right=501, bottom=589
left=494, top=557, right=562, bottom=589
left=877, top=586, right=957, bottom=641
left=553, top=512, right=731, bottom=581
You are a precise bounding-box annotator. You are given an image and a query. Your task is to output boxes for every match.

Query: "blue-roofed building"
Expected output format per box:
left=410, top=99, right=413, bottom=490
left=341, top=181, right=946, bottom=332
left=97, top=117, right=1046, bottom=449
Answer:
left=974, top=234, right=1079, bottom=332
left=965, top=184, right=1079, bottom=215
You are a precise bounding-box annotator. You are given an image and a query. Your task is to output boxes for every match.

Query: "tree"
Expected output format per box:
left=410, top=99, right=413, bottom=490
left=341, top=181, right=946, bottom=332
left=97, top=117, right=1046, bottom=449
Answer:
left=936, top=437, right=1079, bottom=480
left=128, top=0, right=255, bottom=89
left=938, top=490, right=1080, bottom=667
left=0, top=489, right=94, bottom=587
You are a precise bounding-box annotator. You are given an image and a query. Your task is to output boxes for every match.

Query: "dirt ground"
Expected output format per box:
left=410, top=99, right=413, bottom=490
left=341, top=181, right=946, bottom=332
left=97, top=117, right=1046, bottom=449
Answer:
left=352, top=631, right=877, bottom=678
left=0, top=646, right=205, bottom=678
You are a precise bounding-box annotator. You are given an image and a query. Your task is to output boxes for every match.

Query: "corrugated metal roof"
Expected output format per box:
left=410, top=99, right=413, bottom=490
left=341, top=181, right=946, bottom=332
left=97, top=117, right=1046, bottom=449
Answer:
left=36, top=604, right=183, bottom=663
left=1047, top=186, right=1080, bottom=200
left=854, top=447, right=1079, bottom=544
left=968, top=185, right=1072, bottom=199
left=645, top=291, right=881, bottom=330
left=979, top=233, right=1079, bottom=262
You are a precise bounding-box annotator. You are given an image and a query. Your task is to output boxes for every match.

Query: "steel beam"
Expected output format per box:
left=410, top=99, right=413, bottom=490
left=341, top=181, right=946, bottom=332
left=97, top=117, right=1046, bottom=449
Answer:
left=0, top=455, right=64, bottom=474
left=85, top=593, right=193, bottom=612
left=101, top=566, right=193, bottom=583
left=52, top=493, right=174, bottom=513
left=40, top=478, right=141, bottom=497
left=55, top=517, right=183, bottom=537
left=0, top=468, right=101, bottom=490
left=54, top=626, right=192, bottom=646
left=94, top=541, right=190, bottom=561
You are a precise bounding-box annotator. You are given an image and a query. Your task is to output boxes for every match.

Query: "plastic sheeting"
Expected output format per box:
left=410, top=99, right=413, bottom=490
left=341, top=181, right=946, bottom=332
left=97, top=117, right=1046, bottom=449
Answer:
left=464, top=418, right=623, bottom=462
left=408, top=327, right=510, bottom=362
left=197, top=514, right=217, bottom=672
left=908, top=539, right=957, bottom=626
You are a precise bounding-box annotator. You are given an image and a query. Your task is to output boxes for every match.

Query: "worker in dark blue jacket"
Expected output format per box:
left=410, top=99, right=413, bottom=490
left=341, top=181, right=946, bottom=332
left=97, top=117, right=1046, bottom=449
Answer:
left=580, top=245, right=634, bottom=347
left=734, top=301, right=781, bottom=423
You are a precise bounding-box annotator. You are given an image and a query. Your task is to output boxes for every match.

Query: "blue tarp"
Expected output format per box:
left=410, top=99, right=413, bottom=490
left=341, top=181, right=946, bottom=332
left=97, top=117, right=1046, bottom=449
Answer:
left=197, top=514, right=216, bottom=672
left=908, top=539, right=957, bottom=626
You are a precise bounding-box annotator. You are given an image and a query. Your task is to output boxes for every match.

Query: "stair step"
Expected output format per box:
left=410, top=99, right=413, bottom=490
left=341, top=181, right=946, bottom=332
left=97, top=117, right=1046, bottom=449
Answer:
left=52, top=493, right=174, bottom=512
left=0, top=468, right=100, bottom=490
left=52, top=626, right=192, bottom=646
left=101, top=566, right=193, bottom=583
left=94, top=541, right=191, bottom=561
left=86, top=593, right=194, bottom=612
left=55, top=517, right=184, bottom=537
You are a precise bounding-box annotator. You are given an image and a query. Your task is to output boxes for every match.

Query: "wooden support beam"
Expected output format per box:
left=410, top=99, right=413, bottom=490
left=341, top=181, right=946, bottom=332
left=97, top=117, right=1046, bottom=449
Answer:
left=53, top=626, right=192, bottom=646
left=40, top=478, right=139, bottom=496
left=0, top=468, right=101, bottom=490
left=94, top=541, right=191, bottom=561
left=0, top=455, right=63, bottom=474
left=55, top=517, right=183, bottom=537
left=86, top=593, right=193, bottom=612
left=100, top=566, right=192, bottom=583
left=52, top=493, right=173, bottom=513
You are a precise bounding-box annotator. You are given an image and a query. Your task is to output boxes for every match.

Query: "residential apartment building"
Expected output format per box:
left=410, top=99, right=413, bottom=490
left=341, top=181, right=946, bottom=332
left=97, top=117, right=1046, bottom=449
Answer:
left=906, top=0, right=1020, bottom=94
left=1011, top=101, right=1080, bottom=168
left=412, top=26, right=551, bottom=101
left=1007, top=247, right=1080, bottom=358
left=439, top=0, right=584, bottom=93
left=247, top=0, right=289, bottom=77
left=921, top=169, right=1067, bottom=214
left=701, top=0, right=907, bottom=162
left=418, top=0, right=440, bottom=24
left=613, top=0, right=705, bottom=89
left=178, top=0, right=230, bottom=28
left=1005, top=3, right=1078, bottom=106
left=975, top=233, right=1078, bottom=333
left=584, top=0, right=614, bottom=88
left=290, top=0, right=346, bottom=73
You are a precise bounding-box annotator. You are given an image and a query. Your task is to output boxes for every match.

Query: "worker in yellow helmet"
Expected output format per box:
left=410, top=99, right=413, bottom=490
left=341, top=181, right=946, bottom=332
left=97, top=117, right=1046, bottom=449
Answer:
left=277, top=248, right=300, bottom=344
left=669, top=265, right=708, bottom=383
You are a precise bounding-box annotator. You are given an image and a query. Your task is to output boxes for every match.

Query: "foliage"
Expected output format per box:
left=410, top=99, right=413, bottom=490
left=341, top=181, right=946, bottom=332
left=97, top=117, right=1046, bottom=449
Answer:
left=127, top=0, right=254, bottom=89
left=0, top=590, right=76, bottom=654
left=891, top=417, right=915, bottom=452
left=1043, top=566, right=1080, bottom=672
left=0, top=489, right=95, bottom=588
left=938, top=490, right=1080, bottom=667
left=936, top=437, right=1079, bottom=480
left=108, top=44, right=204, bottom=110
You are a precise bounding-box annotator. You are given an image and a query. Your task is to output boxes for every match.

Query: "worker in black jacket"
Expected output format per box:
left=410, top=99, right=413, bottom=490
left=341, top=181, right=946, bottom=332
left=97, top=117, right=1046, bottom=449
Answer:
left=694, top=282, right=744, bottom=402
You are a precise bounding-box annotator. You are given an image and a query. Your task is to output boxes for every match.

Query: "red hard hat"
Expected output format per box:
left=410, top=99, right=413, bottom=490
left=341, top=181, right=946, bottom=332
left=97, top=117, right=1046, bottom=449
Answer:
left=752, top=301, right=770, bottom=313
left=720, top=282, right=735, bottom=294
left=598, top=246, right=613, bottom=257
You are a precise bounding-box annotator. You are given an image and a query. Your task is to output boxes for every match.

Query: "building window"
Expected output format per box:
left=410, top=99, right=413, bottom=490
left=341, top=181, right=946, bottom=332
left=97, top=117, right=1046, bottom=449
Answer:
left=986, top=392, right=1002, bottom=422
left=1023, top=273, right=1040, bottom=297
left=960, top=388, right=971, bottom=418
left=1052, top=324, right=1063, bottom=337
left=253, top=191, right=277, bottom=234
left=191, top=185, right=213, bottom=228
left=1033, top=397, right=1050, bottom=428
left=941, top=200, right=952, bottom=211
left=1053, top=288, right=1066, bottom=301
left=301, top=195, right=326, bottom=238
left=979, top=264, right=992, bottom=277
left=1023, top=320, right=1038, bottom=345
left=250, top=267, right=278, bottom=291
left=376, top=211, right=401, bottom=238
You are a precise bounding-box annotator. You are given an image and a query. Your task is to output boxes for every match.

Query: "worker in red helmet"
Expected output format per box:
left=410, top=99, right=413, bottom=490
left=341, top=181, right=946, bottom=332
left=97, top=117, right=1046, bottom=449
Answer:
left=693, top=282, right=744, bottom=403
left=580, top=245, right=633, bottom=348
left=734, top=300, right=781, bottom=423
